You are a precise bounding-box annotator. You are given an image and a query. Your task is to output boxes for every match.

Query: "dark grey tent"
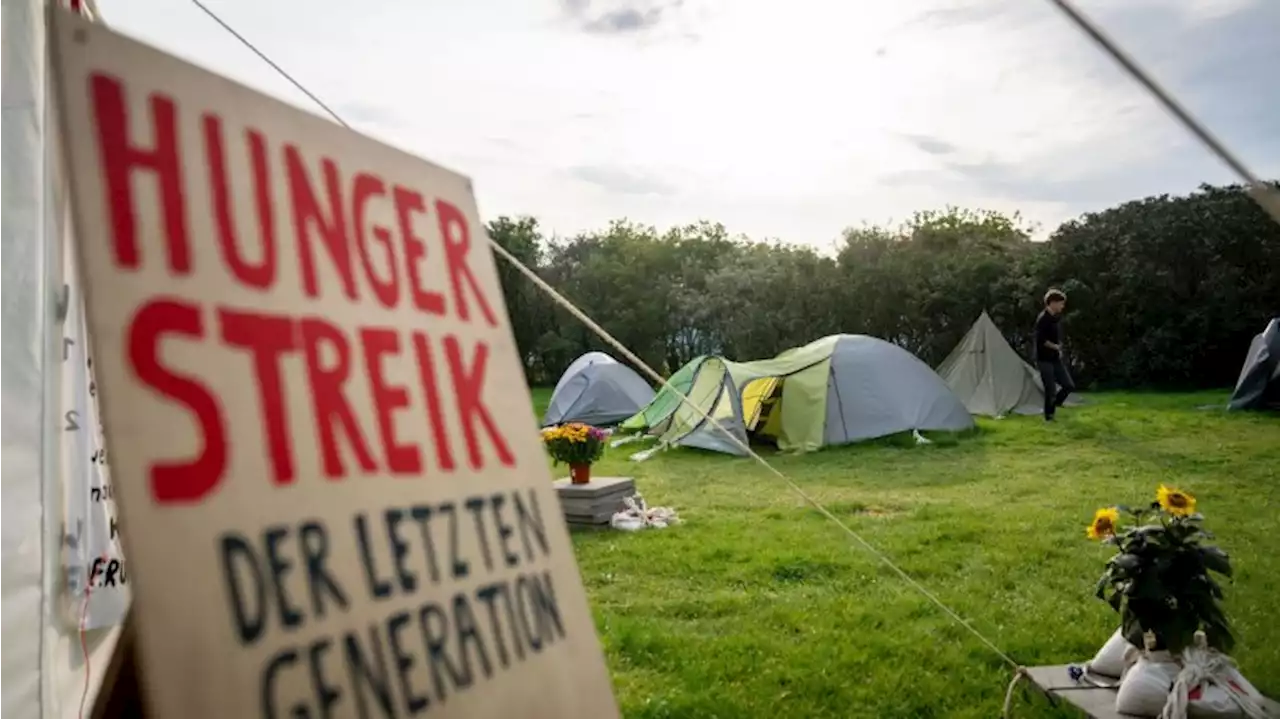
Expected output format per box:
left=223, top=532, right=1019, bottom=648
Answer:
left=1228, top=318, right=1280, bottom=411
left=543, top=354, right=655, bottom=427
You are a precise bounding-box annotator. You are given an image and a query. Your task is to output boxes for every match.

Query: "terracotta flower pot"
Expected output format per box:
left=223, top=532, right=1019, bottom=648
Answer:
left=569, top=463, right=592, bottom=485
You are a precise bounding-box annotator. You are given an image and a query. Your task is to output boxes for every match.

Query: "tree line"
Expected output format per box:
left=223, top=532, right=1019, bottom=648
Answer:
left=487, top=182, right=1280, bottom=390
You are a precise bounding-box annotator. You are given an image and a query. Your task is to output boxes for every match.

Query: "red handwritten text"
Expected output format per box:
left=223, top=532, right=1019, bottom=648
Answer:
left=90, top=72, right=514, bottom=506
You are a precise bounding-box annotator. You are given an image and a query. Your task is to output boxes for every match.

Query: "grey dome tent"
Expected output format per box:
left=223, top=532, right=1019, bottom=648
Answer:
left=1228, top=318, right=1280, bottom=411
left=937, top=311, right=1046, bottom=417
left=543, top=352, right=655, bottom=427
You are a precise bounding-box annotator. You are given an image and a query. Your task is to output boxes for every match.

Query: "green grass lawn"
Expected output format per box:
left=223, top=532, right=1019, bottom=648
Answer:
left=532, top=389, right=1279, bottom=718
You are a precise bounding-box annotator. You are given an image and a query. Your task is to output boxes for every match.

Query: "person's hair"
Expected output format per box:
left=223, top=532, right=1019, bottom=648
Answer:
left=1044, top=288, right=1067, bottom=306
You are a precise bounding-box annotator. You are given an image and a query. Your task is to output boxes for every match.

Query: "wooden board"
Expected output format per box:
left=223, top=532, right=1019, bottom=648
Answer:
left=1024, top=665, right=1140, bottom=719
left=1023, top=665, right=1280, bottom=719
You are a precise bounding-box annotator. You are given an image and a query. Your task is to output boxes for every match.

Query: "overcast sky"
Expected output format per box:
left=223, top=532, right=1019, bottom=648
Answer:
left=99, top=0, right=1280, bottom=245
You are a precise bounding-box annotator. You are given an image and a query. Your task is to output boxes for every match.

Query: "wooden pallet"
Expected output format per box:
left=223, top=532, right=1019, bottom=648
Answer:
left=1022, top=665, right=1280, bottom=718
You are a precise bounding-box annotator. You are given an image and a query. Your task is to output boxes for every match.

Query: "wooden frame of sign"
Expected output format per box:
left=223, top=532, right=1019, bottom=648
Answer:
left=90, top=611, right=144, bottom=718
left=51, top=7, right=619, bottom=717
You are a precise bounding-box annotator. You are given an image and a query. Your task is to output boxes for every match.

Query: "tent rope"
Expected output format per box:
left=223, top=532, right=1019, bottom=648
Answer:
left=185, top=0, right=1025, bottom=678
left=188, top=0, right=351, bottom=132
left=1043, top=0, right=1280, bottom=225
left=1002, top=666, right=1030, bottom=719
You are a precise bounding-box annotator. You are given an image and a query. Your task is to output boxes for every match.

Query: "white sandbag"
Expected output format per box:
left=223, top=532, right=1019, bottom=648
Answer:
left=1191, top=666, right=1271, bottom=718
left=609, top=494, right=682, bottom=532
left=646, top=506, right=679, bottom=529
left=1164, top=632, right=1271, bottom=719
left=1087, top=628, right=1133, bottom=678
left=1200, top=666, right=1269, bottom=717
left=1187, top=683, right=1247, bottom=719
left=1117, top=646, right=1180, bottom=717
left=610, top=514, right=644, bottom=531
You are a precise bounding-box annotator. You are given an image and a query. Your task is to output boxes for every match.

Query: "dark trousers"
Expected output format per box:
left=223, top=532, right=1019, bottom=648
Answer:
left=1037, top=358, right=1075, bottom=418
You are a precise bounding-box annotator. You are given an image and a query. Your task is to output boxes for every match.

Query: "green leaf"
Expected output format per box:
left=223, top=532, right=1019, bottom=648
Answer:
left=1121, top=610, right=1145, bottom=646
left=1095, top=573, right=1110, bottom=599
left=1203, top=575, right=1224, bottom=599
left=1130, top=573, right=1167, bottom=601
left=1200, top=598, right=1228, bottom=623
left=1200, top=546, right=1233, bottom=577
left=1110, top=553, right=1141, bottom=572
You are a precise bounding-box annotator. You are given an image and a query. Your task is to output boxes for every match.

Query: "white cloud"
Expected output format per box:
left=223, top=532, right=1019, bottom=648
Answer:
left=97, top=0, right=1278, bottom=243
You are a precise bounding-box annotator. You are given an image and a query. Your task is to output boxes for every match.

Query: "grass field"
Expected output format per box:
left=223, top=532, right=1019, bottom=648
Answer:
left=532, top=389, right=1280, bottom=718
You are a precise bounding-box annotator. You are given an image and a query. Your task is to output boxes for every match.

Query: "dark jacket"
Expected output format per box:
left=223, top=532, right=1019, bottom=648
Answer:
left=1034, top=310, right=1062, bottom=362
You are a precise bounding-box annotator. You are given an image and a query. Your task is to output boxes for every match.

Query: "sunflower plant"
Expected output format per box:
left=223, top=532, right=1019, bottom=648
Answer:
left=540, top=423, right=608, bottom=466
left=1088, top=484, right=1234, bottom=654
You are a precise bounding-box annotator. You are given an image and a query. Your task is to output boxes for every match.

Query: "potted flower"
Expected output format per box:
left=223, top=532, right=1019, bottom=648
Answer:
left=541, top=423, right=608, bottom=484
left=1087, top=484, right=1234, bottom=654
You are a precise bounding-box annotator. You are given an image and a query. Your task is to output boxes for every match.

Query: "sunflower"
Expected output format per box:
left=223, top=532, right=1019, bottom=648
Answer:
left=1087, top=507, right=1120, bottom=540
left=1156, top=484, right=1196, bottom=517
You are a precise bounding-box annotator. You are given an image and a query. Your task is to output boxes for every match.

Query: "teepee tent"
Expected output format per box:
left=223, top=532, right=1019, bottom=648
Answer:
left=620, top=335, right=974, bottom=456
left=1228, top=318, right=1280, bottom=411
left=543, top=353, right=655, bottom=427
left=937, top=311, right=1045, bottom=417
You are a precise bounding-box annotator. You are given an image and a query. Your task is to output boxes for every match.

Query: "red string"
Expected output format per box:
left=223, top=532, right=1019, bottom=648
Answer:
left=76, top=556, right=106, bottom=719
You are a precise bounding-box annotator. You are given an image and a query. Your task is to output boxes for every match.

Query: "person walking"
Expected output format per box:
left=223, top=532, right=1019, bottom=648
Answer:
left=1034, top=288, right=1075, bottom=421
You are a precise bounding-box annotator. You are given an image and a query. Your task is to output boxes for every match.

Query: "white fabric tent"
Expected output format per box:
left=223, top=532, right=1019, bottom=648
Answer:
left=2, top=1, right=124, bottom=717
left=936, top=311, right=1046, bottom=417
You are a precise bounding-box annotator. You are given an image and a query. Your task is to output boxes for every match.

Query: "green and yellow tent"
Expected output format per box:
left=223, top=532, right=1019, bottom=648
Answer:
left=620, top=335, right=973, bottom=456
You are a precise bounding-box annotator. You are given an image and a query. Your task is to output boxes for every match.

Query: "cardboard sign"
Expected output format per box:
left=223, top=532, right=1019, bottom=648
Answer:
left=50, top=10, right=618, bottom=718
